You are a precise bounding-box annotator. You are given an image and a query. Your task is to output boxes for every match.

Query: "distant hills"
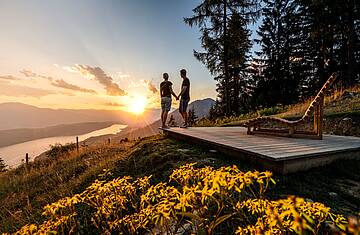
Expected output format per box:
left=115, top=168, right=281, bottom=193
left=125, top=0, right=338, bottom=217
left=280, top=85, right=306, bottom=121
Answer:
left=87, top=98, right=216, bottom=143
left=0, top=99, right=215, bottom=148
left=0, top=102, right=159, bottom=130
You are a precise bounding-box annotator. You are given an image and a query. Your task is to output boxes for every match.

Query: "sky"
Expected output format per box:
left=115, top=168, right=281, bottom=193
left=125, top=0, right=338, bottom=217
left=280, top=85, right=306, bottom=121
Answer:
left=0, top=1, right=257, bottom=113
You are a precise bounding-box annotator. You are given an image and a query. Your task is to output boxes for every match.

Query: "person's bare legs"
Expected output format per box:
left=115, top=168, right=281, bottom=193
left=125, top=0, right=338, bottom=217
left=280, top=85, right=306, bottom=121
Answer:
left=180, top=112, right=188, bottom=127
left=161, top=110, right=164, bottom=127
left=162, top=111, right=169, bottom=128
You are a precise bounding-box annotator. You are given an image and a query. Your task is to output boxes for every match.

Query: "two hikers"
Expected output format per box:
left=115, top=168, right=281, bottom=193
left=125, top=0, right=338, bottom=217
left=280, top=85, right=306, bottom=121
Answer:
left=160, top=69, right=190, bottom=128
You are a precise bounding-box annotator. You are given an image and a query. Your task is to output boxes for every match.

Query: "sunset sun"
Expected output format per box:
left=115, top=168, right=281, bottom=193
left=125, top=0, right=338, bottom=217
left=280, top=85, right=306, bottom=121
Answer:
left=128, top=96, right=147, bottom=115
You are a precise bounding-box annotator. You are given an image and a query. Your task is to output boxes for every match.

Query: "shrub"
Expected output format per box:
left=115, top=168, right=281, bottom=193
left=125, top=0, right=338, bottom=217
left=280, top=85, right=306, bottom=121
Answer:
left=257, top=105, right=286, bottom=117
left=13, top=164, right=356, bottom=234
left=46, top=143, right=77, bottom=159
left=0, top=157, right=7, bottom=172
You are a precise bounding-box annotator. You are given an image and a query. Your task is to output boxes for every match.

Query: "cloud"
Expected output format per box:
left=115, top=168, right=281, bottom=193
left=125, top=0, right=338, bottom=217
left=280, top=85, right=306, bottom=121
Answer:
left=0, top=81, right=56, bottom=98
left=63, top=66, right=78, bottom=73
left=0, top=75, right=20, bottom=81
left=103, top=102, right=125, bottom=107
left=20, top=69, right=96, bottom=94
left=20, top=69, right=52, bottom=80
left=117, top=72, right=130, bottom=79
left=73, top=64, right=126, bottom=96
left=146, top=80, right=158, bottom=94
left=19, top=69, right=37, bottom=78
left=51, top=79, right=97, bottom=94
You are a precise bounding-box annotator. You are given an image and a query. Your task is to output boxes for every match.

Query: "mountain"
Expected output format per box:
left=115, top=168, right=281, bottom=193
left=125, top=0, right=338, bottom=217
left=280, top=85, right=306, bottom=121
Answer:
left=187, top=98, right=216, bottom=118
left=86, top=98, right=215, bottom=143
left=0, top=99, right=215, bottom=147
left=0, top=102, right=159, bottom=130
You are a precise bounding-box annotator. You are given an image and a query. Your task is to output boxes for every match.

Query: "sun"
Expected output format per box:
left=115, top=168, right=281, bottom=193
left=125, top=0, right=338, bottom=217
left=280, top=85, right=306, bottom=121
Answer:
left=128, top=96, right=147, bottom=114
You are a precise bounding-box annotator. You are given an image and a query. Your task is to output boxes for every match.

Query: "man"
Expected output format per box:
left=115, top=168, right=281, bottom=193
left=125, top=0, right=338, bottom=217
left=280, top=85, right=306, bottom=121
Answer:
left=177, top=69, right=190, bottom=128
left=160, top=73, right=177, bottom=128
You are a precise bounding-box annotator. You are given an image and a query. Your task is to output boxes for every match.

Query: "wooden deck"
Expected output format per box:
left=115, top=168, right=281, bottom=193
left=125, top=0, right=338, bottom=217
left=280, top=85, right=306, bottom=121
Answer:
left=161, top=127, right=360, bottom=174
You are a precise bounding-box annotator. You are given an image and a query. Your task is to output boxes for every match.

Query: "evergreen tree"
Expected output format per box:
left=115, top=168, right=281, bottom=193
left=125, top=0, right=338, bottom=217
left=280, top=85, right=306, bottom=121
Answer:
left=185, top=0, right=260, bottom=116
left=255, top=0, right=304, bottom=106
left=297, top=0, right=338, bottom=95
left=332, top=0, right=360, bottom=86
left=298, top=0, right=360, bottom=94
left=187, top=108, right=198, bottom=127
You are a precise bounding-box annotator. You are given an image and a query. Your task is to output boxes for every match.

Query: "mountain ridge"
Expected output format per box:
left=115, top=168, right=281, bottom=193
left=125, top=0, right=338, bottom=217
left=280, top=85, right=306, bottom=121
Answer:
left=0, top=102, right=158, bottom=130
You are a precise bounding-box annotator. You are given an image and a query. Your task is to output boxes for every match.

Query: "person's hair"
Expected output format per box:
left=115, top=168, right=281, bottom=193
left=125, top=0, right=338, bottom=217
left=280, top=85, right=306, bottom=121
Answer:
left=163, top=73, right=169, bottom=80
left=180, top=69, right=187, bottom=76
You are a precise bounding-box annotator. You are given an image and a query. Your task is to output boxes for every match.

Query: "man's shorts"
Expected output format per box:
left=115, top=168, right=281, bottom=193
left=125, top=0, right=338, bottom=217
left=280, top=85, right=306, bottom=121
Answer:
left=161, top=97, right=171, bottom=112
left=179, top=99, right=190, bottom=113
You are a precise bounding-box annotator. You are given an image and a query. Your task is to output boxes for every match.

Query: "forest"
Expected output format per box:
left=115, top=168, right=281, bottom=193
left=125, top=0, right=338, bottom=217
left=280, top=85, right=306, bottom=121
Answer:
left=185, top=0, right=360, bottom=117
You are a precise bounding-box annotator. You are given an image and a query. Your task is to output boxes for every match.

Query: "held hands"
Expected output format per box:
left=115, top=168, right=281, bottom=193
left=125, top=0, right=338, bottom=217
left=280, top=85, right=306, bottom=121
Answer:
left=176, top=95, right=179, bottom=100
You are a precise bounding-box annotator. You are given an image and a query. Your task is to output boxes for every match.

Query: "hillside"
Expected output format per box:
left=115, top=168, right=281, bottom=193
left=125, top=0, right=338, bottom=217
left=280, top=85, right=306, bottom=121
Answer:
left=0, top=102, right=159, bottom=130
left=201, top=86, right=360, bottom=137
left=1, top=95, right=360, bottom=233
left=0, top=135, right=359, bottom=234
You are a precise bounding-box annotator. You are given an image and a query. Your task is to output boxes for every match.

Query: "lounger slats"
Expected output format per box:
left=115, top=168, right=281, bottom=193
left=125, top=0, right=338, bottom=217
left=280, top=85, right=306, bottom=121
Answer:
left=246, top=73, right=337, bottom=139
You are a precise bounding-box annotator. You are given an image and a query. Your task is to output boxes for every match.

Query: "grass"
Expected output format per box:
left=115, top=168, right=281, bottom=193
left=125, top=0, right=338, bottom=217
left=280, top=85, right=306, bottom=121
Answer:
left=1, top=134, right=359, bottom=233
left=0, top=135, right=237, bottom=233
left=0, top=141, right=134, bottom=232
left=197, top=85, right=360, bottom=129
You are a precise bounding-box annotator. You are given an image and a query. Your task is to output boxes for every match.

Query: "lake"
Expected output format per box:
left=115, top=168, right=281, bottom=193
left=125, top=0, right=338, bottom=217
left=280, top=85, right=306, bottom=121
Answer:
left=0, top=124, right=127, bottom=168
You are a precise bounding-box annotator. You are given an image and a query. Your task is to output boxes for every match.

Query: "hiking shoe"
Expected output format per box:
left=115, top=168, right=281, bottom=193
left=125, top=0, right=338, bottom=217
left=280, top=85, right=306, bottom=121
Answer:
left=180, top=124, right=188, bottom=128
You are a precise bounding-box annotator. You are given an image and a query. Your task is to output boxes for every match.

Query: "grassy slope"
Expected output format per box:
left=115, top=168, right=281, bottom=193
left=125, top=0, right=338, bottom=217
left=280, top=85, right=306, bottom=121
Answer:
left=1, top=135, right=359, bottom=233
left=205, top=85, right=360, bottom=134
left=0, top=142, right=133, bottom=232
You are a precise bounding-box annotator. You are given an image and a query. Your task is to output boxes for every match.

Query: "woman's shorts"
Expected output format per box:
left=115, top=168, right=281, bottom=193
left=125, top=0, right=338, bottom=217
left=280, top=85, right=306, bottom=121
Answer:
left=161, top=97, right=171, bottom=112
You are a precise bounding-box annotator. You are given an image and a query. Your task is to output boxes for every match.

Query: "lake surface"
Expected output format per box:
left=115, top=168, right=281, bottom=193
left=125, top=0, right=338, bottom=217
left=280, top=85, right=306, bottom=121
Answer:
left=0, top=124, right=127, bottom=168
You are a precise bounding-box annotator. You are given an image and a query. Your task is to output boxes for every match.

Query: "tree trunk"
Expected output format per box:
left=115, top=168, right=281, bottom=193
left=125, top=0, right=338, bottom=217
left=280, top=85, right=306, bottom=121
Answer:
left=346, top=0, right=355, bottom=86
left=222, top=0, right=230, bottom=116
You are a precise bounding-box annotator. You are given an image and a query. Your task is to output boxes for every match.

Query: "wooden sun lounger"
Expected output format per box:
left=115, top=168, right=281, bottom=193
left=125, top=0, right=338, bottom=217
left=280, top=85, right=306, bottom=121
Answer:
left=246, top=73, right=337, bottom=140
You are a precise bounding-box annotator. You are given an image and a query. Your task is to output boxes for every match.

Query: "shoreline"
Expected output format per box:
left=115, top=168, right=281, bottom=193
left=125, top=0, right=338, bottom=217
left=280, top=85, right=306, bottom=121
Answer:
left=0, top=124, right=127, bottom=168
left=0, top=121, right=119, bottom=148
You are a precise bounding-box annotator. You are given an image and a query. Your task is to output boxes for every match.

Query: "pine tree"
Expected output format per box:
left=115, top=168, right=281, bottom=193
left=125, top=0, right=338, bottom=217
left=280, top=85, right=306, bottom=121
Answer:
left=187, top=108, right=198, bottom=127
left=298, top=0, right=360, bottom=92
left=255, top=0, right=304, bottom=106
left=332, top=0, right=360, bottom=86
left=297, top=0, right=337, bottom=95
left=184, top=0, right=260, bottom=116
left=0, top=158, right=7, bottom=172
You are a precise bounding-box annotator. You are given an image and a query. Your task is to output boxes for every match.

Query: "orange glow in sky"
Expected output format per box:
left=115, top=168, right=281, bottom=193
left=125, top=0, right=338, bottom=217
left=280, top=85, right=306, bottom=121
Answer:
left=127, top=96, right=147, bottom=114
left=0, top=1, right=217, bottom=111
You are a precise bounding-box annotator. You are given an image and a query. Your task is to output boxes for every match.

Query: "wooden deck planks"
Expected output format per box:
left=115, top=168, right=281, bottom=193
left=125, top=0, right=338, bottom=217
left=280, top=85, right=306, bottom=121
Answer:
left=162, top=126, right=360, bottom=174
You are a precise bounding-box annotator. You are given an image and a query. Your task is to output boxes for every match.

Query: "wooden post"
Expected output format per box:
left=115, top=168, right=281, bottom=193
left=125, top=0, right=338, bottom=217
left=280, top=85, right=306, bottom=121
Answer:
left=108, top=138, right=111, bottom=145
left=313, top=104, right=318, bottom=134
left=76, top=137, right=79, bottom=153
left=289, top=125, right=295, bottom=136
left=25, top=153, right=29, bottom=165
left=318, top=95, right=324, bottom=139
